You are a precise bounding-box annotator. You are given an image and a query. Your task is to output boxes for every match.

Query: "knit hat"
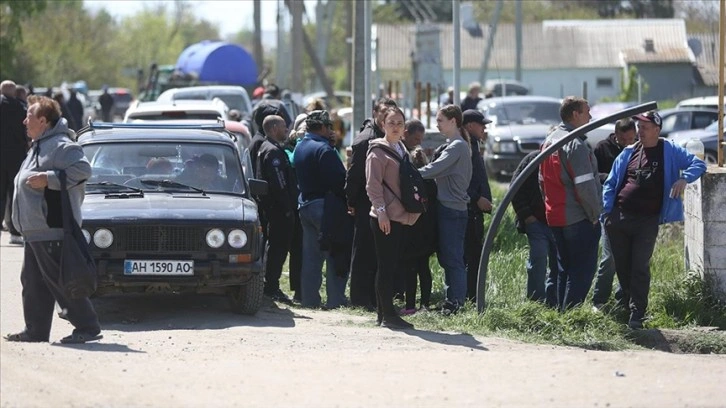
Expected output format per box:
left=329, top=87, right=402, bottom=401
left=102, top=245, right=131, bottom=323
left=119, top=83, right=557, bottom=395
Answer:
left=305, top=110, right=333, bottom=128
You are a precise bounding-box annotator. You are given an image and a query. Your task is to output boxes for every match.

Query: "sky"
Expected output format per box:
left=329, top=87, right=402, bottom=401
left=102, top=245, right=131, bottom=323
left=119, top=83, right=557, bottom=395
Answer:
left=84, top=0, right=318, bottom=38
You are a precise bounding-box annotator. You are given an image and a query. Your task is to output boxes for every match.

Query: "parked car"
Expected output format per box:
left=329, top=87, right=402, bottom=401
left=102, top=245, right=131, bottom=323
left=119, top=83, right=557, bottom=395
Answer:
left=157, top=85, right=253, bottom=119
left=477, top=96, right=612, bottom=179
left=76, top=122, right=268, bottom=314
left=669, top=120, right=725, bottom=165
left=676, top=95, right=724, bottom=111
left=657, top=108, right=719, bottom=138
left=124, top=99, right=229, bottom=122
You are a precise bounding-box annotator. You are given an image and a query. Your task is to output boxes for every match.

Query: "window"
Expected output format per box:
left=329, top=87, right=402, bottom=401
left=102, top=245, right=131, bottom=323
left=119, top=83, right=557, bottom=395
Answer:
left=596, top=77, right=613, bottom=88
left=692, top=112, right=718, bottom=129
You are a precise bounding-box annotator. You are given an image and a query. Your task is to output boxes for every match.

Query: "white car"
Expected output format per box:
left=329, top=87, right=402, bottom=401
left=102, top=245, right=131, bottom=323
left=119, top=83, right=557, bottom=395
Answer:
left=157, top=86, right=253, bottom=119
left=123, top=99, right=229, bottom=123
left=676, top=96, right=724, bottom=111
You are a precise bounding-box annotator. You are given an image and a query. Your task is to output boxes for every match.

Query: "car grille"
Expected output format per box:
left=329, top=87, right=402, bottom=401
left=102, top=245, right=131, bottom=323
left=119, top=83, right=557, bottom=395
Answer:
left=120, top=226, right=205, bottom=252
left=518, top=141, right=541, bottom=153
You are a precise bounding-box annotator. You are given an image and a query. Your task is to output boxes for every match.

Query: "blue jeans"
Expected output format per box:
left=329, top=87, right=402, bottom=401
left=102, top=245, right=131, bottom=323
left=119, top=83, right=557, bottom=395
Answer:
left=436, top=203, right=468, bottom=304
left=524, top=220, right=560, bottom=307
left=551, top=219, right=601, bottom=311
left=591, top=222, right=622, bottom=305
left=299, top=199, right=349, bottom=308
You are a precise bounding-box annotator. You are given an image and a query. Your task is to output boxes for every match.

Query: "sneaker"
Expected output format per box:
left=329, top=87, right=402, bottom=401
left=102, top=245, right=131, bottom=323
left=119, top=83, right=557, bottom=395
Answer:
left=628, top=312, right=645, bottom=330
left=441, top=300, right=461, bottom=316
left=8, top=235, right=23, bottom=245
left=399, top=308, right=417, bottom=316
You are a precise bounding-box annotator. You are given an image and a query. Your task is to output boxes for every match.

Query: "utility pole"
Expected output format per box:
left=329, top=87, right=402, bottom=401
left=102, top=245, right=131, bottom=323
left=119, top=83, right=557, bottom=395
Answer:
left=515, top=0, right=522, bottom=82
left=352, top=0, right=366, bottom=145
left=290, top=0, right=304, bottom=91
left=364, top=0, right=372, bottom=108
left=453, top=0, right=461, bottom=104
left=276, top=0, right=288, bottom=87
left=479, top=0, right=504, bottom=85
left=253, top=0, right=263, bottom=73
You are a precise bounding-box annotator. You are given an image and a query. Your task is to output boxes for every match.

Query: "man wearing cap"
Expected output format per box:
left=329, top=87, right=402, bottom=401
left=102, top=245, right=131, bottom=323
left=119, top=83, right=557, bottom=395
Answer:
left=461, top=109, right=493, bottom=302
left=602, top=110, right=705, bottom=329
left=293, top=110, right=348, bottom=308
left=539, top=96, right=602, bottom=311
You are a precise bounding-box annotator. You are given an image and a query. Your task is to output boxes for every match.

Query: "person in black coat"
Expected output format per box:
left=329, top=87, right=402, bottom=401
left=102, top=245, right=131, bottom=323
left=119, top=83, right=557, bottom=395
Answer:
left=0, top=80, right=28, bottom=244
left=344, top=97, right=397, bottom=309
left=511, top=151, right=559, bottom=307
left=67, top=90, right=84, bottom=131
left=249, top=99, right=292, bottom=178
left=256, top=115, right=297, bottom=305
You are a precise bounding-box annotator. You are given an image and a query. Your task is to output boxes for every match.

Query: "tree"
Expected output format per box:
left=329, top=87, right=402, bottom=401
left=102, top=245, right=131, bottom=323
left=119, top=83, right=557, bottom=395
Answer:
left=0, top=0, right=47, bottom=80
left=619, top=66, right=649, bottom=102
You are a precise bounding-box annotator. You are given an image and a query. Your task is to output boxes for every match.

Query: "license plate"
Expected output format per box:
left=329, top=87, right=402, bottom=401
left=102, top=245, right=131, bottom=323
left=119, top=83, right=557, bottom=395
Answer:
left=124, top=260, right=194, bottom=276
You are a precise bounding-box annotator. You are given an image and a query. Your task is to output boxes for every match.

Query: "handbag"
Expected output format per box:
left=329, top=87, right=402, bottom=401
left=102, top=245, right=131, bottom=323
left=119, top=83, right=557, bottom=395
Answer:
left=58, top=170, right=97, bottom=299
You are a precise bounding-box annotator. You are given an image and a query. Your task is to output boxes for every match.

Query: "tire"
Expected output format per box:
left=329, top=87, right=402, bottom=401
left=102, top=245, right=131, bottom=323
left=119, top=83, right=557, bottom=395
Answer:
left=228, top=272, right=264, bottom=315
left=704, top=150, right=718, bottom=166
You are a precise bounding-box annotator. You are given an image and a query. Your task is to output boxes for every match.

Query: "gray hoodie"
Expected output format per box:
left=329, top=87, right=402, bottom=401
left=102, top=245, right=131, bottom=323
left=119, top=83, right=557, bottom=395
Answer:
left=418, top=136, right=472, bottom=211
left=12, top=118, right=91, bottom=242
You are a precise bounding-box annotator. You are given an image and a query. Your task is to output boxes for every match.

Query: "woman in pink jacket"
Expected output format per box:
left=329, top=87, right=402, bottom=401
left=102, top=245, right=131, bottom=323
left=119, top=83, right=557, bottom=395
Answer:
left=365, top=107, right=421, bottom=329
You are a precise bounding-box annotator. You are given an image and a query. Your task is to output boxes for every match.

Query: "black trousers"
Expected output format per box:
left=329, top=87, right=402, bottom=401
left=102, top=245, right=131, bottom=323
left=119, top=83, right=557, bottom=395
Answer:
left=22, top=241, right=100, bottom=340
left=0, top=165, right=21, bottom=235
left=605, top=207, right=660, bottom=318
left=402, top=255, right=432, bottom=309
left=263, top=209, right=294, bottom=294
left=465, top=210, right=484, bottom=301
left=370, top=217, right=404, bottom=318
left=288, top=209, right=303, bottom=293
left=349, top=208, right=377, bottom=307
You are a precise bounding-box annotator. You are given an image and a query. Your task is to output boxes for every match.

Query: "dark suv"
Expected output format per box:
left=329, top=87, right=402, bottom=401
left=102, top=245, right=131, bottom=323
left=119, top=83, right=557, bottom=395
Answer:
left=77, top=122, right=268, bottom=314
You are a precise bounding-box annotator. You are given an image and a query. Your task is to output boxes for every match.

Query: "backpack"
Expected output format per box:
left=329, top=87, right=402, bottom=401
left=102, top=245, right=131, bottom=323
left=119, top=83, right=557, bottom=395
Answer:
left=369, top=144, right=429, bottom=214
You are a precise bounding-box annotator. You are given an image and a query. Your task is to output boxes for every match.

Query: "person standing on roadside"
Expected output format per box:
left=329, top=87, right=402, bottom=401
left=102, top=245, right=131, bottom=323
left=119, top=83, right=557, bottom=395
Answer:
left=257, top=115, right=297, bottom=305
left=5, top=95, right=101, bottom=344
left=0, top=80, right=28, bottom=245
left=539, top=96, right=602, bottom=311
left=419, top=105, right=472, bottom=315
left=98, top=87, right=114, bottom=122
left=460, top=82, right=482, bottom=112
left=591, top=118, right=637, bottom=310
left=461, top=110, right=493, bottom=302
left=293, top=110, right=348, bottom=309
left=602, top=111, right=705, bottom=329
left=511, top=151, right=559, bottom=307
left=345, top=97, right=397, bottom=309
left=366, top=107, right=421, bottom=329
left=67, top=90, right=84, bottom=132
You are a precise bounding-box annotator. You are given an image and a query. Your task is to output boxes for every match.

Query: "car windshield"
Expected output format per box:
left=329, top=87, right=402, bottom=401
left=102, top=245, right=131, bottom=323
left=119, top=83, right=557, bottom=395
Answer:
left=82, top=141, right=245, bottom=195
left=480, top=100, right=560, bottom=126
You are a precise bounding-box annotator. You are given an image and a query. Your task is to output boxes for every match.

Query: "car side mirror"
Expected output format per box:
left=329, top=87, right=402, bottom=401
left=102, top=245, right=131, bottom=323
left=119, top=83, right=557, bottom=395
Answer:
left=248, top=178, right=268, bottom=196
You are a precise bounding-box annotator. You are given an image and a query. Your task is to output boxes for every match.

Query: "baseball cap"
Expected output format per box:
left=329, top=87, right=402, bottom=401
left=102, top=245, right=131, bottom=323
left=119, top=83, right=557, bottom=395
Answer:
left=462, top=109, right=492, bottom=126
left=633, top=110, right=662, bottom=128
left=305, top=110, right=333, bottom=127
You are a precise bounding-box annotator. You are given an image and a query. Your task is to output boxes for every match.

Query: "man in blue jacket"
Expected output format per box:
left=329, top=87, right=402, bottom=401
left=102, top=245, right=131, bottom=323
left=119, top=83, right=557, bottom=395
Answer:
left=293, top=110, right=348, bottom=309
left=602, top=110, right=706, bottom=329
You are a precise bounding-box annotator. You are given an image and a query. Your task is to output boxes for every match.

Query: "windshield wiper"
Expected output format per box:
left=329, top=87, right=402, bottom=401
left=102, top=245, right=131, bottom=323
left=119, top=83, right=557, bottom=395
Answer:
left=137, top=179, right=207, bottom=195
left=86, top=181, right=144, bottom=195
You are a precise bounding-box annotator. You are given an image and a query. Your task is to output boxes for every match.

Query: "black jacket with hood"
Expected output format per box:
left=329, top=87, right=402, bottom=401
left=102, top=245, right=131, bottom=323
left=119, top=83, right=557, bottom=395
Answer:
left=344, top=118, right=384, bottom=211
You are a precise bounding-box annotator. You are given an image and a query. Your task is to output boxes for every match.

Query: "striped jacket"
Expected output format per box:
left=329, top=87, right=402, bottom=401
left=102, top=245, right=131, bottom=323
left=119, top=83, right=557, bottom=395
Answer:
left=539, top=122, right=602, bottom=227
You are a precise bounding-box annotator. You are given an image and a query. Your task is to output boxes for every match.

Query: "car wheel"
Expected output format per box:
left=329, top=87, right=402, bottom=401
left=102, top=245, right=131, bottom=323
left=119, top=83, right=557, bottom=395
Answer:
left=704, top=150, right=718, bottom=165
left=228, top=271, right=264, bottom=315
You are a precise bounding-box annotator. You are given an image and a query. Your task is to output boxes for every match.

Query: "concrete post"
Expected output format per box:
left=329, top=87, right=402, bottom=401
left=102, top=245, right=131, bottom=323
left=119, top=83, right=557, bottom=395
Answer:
left=684, top=167, right=726, bottom=300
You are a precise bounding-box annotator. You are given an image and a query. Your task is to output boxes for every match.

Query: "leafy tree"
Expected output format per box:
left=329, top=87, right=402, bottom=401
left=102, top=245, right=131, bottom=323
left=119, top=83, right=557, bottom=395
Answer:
left=619, top=65, right=649, bottom=102
left=0, top=0, right=47, bottom=80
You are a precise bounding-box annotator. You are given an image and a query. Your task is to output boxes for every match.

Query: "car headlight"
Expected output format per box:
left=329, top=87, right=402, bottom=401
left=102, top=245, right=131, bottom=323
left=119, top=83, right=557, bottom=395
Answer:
left=93, top=228, right=113, bottom=248
left=82, top=229, right=91, bottom=244
left=227, top=229, right=248, bottom=248
left=206, top=228, right=225, bottom=248
left=492, top=140, right=517, bottom=153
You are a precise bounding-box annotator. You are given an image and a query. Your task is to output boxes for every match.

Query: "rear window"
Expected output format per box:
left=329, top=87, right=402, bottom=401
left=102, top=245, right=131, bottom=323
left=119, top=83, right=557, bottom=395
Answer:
left=129, top=112, right=222, bottom=121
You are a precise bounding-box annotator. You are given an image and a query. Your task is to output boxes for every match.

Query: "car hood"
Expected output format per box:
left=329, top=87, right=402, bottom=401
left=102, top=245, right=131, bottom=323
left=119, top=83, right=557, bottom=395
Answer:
left=489, top=124, right=550, bottom=142
left=668, top=128, right=716, bottom=146
left=82, top=193, right=258, bottom=223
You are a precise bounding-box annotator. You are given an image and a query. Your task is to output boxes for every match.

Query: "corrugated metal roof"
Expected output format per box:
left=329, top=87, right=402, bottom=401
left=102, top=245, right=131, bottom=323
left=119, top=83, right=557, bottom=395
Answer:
left=377, top=19, right=693, bottom=71
left=621, top=47, right=693, bottom=63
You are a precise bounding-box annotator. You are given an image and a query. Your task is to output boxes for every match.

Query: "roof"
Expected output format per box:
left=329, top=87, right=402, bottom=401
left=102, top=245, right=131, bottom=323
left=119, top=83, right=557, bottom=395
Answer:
left=377, top=19, right=693, bottom=71
left=688, top=32, right=720, bottom=87
left=126, top=100, right=228, bottom=115
left=78, top=126, right=237, bottom=146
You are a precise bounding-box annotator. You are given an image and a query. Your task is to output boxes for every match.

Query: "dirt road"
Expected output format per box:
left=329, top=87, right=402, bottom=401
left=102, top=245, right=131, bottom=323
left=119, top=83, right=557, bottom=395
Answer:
left=1, top=238, right=724, bottom=408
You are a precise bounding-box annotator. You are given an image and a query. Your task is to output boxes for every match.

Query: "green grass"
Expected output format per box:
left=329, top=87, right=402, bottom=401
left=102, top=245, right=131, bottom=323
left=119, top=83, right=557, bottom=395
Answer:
left=281, top=183, right=726, bottom=352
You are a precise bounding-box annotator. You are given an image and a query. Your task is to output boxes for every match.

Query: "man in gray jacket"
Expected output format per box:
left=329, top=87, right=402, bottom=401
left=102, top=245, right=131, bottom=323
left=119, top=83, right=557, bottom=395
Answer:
left=5, top=95, right=101, bottom=344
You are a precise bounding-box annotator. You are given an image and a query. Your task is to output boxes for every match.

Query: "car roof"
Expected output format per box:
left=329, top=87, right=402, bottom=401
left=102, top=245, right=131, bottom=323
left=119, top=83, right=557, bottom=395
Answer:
left=77, top=123, right=238, bottom=146
left=658, top=107, right=719, bottom=115
left=162, top=85, right=250, bottom=94
left=479, top=95, right=561, bottom=105
left=130, top=100, right=227, bottom=111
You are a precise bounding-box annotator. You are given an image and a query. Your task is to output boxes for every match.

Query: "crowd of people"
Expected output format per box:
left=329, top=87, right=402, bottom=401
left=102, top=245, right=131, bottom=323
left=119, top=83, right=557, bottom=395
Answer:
left=0, top=76, right=708, bottom=341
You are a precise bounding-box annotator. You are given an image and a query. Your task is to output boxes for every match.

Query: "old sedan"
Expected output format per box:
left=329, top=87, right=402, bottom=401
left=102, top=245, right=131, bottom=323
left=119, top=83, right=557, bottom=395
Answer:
left=77, top=122, right=267, bottom=314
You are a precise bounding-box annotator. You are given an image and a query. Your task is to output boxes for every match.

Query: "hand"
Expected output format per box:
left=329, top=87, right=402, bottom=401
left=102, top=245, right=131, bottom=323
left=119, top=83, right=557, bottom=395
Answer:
left=26, top=173, right=48, bottom=189
left=477, top=197, right=493, bottom=213
left=347, top=206, right=355, bottom=216
left=669, top=178, right=687, bottom=199
left=377, top=213, right=391, bottom=235
left=524, top=215, right=538, bottom=225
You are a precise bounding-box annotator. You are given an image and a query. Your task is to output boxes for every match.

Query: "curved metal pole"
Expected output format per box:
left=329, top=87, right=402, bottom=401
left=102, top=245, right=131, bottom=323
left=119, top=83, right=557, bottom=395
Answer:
left=475, top=101, right=659, bottom=313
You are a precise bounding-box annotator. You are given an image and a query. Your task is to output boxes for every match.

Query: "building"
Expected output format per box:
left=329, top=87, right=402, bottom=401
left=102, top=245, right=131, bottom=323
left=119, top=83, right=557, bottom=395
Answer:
left=376, top=19, right=711, bottom=103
